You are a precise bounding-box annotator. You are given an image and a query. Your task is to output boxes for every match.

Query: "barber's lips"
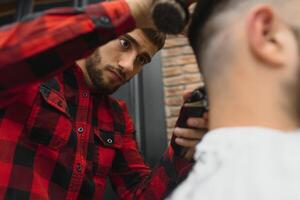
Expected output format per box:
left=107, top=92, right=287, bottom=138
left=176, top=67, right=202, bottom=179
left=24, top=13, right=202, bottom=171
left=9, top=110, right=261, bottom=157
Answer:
left=107, top=68, right=124, bottom=83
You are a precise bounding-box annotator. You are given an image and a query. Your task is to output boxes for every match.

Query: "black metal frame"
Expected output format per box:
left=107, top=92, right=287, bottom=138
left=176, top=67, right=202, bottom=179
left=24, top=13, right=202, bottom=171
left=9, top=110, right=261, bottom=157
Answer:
left=16, top=0, right=32, bottom=20
left=139, top=55, right=167, bottom=166
left=74, top=0, right=86, bottom=7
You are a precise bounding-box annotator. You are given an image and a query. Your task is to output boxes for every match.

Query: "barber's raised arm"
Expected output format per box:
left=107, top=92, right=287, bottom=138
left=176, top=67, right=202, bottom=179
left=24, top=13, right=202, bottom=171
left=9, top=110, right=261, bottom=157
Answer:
left=0, top=1, right=138, bottom=95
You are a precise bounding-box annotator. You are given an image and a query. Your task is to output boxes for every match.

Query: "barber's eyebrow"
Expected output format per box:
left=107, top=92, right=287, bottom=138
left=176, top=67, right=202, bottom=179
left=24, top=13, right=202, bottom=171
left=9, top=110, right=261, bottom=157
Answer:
left=123, top=34, right=152, bottom=64
left=124, top=34, right=140, bottom=48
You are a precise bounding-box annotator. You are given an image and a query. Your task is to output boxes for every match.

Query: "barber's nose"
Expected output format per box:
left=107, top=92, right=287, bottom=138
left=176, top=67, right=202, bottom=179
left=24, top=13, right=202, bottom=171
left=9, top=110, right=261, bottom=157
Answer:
left=118, top=53, right=135, bottom=74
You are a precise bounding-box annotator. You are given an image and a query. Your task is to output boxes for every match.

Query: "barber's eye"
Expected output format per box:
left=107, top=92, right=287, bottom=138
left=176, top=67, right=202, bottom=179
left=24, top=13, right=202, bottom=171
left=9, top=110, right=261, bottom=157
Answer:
left=119, top=38, right=130, bottom=49
left=137, top=56, right=147, bottom=65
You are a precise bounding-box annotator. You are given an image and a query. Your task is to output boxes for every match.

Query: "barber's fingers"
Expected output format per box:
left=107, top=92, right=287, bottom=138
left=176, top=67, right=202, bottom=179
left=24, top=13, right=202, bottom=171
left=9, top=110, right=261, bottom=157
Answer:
left=175, top=137, right=199, bottom=148
left=174, top=127, right=205, bottom=140
left=182, top=89, right=194, bottom=101
left=188, top=2, right=197, bottom=12
left=187, top=0, right=197, bottom=6
left=186, top=117, right=208, bottom=129
left=183, top=148, right=195, bottom=160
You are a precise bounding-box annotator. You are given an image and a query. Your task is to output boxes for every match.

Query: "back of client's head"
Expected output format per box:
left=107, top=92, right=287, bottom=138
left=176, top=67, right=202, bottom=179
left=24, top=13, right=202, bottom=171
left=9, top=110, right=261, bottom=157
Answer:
left=189, top=0, right=300, bottom=77
left=188, top=0, right=300, bottom=128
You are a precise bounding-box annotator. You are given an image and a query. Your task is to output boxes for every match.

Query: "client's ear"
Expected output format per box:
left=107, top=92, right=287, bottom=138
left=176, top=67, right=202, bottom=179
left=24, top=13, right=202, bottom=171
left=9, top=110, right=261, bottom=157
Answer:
left=247, top=5, right=284, bottom=68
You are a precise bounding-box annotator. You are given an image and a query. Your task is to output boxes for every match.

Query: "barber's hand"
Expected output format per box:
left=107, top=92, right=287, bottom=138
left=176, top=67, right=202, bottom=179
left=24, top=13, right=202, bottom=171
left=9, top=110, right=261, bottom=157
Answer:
left=173, top=90, right=209, bottom=161
left=125, top=0, right=155, bottom=29
left=125, top=0, right=197, bottom=29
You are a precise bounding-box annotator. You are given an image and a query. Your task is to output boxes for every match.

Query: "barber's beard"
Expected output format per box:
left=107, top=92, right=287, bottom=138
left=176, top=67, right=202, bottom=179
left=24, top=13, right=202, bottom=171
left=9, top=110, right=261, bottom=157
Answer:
left=85, top=51, right=121, bottom=95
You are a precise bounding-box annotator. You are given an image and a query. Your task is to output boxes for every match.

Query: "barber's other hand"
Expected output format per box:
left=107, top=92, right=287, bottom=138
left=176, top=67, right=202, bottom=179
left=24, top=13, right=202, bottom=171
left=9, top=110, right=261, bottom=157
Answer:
left=173, top=114, right=208, bottom=160
left=173, top=89, right=209, bottom=161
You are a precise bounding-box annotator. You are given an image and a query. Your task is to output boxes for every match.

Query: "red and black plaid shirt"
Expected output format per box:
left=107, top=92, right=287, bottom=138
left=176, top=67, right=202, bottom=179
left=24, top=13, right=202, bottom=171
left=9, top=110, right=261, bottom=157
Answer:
left=0, top=1, right=192, bottom=199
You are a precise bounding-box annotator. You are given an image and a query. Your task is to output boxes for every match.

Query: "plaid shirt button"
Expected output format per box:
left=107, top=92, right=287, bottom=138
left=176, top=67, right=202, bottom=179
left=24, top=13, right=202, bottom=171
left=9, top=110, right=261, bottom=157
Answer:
left=76, top=164, right=82, bottom=173
left=107, top=138, right=113, bottom=144
left=78, top=127, right=84, bottom=133
left=99, top=16, right=111, bottom=25
left=82, top=92, right=88, bottom=97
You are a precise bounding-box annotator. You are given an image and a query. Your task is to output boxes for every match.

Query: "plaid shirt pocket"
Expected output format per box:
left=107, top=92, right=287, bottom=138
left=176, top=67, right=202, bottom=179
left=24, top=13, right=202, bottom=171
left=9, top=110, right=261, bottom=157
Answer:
left=93, top=128, right=123, bottom=177
left=25, top=85, right=73, bottom=151
left=95, top=128, right=123, bottom=148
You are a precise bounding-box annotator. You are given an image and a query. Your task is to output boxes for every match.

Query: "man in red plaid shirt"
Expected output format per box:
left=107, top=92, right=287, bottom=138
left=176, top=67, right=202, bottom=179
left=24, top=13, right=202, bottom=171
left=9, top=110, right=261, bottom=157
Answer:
left=0, top=0, right=205, bottom=199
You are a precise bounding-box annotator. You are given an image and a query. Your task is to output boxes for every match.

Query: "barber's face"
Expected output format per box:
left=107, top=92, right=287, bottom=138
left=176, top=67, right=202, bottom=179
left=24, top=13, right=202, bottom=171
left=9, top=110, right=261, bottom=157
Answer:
left=85, top=29, right=157, bottom=94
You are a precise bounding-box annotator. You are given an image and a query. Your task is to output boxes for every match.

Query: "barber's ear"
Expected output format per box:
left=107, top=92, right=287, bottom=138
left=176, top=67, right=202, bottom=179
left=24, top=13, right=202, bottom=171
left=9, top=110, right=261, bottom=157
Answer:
left=247, top=5, right=284, bottom=67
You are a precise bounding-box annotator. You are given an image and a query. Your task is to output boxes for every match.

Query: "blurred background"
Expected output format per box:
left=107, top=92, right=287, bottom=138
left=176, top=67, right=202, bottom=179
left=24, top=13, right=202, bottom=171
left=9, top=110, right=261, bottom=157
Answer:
left=0, top=0, right=203, bottom=198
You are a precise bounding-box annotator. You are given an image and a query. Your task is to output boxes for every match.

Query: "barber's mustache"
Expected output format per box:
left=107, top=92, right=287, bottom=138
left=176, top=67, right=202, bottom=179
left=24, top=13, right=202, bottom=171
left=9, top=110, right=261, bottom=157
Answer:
left=106, top=65, right=126, bottom=82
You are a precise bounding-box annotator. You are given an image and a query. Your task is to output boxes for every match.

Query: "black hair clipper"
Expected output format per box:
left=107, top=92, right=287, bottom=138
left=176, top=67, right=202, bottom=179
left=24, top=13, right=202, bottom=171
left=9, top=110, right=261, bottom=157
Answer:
left=171, top=87, right=208, bottom=156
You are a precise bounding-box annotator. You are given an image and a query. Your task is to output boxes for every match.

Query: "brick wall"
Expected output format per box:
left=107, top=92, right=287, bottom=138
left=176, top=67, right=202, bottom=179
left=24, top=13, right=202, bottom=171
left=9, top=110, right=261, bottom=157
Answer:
left=161, top=35, right=204, bottom=141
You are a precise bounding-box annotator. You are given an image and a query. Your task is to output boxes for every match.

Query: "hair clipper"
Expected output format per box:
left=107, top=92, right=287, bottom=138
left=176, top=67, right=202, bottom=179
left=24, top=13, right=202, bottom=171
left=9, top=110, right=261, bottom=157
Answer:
left=171, top=87, right=208, bottom=156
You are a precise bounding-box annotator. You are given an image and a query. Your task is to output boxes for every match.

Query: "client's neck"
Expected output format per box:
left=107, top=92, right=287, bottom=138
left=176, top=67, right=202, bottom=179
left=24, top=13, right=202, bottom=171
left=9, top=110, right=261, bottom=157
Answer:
left=208, top=87, right=299, bottom=132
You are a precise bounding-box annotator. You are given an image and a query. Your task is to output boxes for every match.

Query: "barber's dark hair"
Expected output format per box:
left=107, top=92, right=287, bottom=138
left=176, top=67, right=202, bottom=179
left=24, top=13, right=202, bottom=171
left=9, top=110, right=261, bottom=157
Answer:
left=141, top=28, right=166, bottom=50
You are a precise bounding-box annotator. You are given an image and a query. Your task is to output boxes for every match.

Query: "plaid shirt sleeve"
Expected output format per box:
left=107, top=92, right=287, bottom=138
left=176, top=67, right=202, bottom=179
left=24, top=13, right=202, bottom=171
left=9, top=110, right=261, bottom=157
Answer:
left=0, top=0, right=135, bottom=107
left=111, top=101, right=194, bottom=200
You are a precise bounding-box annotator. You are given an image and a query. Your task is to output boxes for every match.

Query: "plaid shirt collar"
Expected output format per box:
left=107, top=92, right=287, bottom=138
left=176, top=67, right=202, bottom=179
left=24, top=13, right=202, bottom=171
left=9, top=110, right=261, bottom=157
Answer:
left=39, top=65, right=90, bottom=119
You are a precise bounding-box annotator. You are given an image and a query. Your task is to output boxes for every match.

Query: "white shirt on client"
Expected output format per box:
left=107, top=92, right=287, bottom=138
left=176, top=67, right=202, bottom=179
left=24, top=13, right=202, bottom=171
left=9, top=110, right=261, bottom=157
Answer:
left=168, top=127, right=300, bottom=200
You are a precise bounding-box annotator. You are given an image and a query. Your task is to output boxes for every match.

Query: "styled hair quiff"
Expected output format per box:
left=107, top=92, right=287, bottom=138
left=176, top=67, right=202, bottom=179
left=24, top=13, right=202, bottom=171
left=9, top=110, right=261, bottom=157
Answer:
left=141, top=28, right=166, bottom=50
